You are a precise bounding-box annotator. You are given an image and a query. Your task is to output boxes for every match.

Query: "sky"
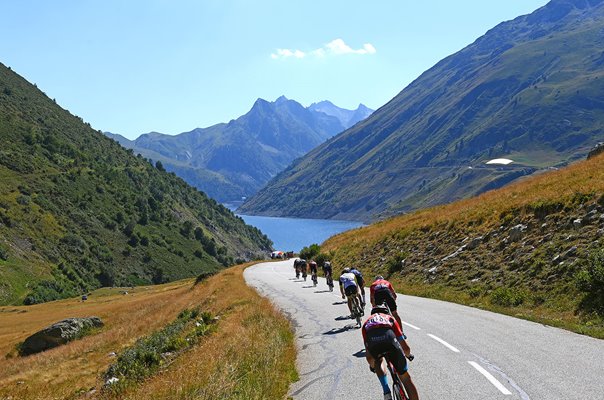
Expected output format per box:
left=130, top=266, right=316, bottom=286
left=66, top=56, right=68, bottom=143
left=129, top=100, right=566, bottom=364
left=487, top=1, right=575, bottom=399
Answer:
left=1, top=0, right=549, bottom=140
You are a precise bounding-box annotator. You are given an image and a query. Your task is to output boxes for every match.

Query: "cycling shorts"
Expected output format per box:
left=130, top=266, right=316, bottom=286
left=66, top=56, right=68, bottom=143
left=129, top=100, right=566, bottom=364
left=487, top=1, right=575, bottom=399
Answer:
left=366, top=328, right=407, bottom=374
left=344, top=284, right=358, bottom=297
left=374, top=288, right=397, bottom=311
left=310, top=265, right=317, bottom=274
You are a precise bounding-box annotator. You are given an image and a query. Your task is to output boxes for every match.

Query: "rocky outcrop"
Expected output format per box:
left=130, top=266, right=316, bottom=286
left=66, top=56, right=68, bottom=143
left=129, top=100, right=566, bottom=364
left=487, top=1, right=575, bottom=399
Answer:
left=20, top=316, right=103, bottom=355
left=587, top=142, right=604, bottom=159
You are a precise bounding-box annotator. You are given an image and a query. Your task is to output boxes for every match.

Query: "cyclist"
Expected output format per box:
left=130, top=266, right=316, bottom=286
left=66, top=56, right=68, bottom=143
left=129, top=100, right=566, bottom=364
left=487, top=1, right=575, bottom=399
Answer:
left=294, top=259, right=301, bottom=278
left=362, top=304, right=418, bottom=400
left=339, top=267, right=362, bottom=317
left=350, top=267, right=366, bottom=307
left=322, top=261, right=334, bottom=289
left=370, top=276, right=403, bottom=328
left=299, top=259, right=308, bottom=281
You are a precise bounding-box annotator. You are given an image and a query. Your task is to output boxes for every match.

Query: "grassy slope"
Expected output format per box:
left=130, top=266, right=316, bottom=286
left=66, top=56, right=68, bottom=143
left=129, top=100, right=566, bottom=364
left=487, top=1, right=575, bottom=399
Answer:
left=0, top=263, right=296, bottom=400
left=323, top=152, right=604, bottom=338
left=0, top=62, right=272, bottom=305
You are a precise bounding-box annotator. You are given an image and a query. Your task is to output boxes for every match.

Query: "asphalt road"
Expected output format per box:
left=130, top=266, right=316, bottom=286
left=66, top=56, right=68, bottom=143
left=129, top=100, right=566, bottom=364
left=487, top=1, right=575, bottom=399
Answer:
left=244, top=260, right=604, bottom=400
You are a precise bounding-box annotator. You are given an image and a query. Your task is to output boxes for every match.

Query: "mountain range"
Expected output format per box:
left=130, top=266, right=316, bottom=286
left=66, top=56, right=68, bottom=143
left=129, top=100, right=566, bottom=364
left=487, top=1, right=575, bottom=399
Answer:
left=107, top=97, right=373, bottom=203
left=239, top=0, right=604, bottom=222
left=0, top=62, right=271, bottom=305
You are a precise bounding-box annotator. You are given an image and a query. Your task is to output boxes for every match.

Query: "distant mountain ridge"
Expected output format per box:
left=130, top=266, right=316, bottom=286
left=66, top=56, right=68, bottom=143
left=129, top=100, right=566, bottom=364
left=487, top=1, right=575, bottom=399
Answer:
left=107, top=97, right=373, bottom=203
left=308, top=100, right=373, bottom=129
left=239, top=0, right=604, bottom=222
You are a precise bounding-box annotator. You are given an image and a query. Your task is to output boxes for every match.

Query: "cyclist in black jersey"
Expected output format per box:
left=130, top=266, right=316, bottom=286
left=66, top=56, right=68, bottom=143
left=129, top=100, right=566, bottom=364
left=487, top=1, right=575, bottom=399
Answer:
left=351, top=267, right=366, bottom=307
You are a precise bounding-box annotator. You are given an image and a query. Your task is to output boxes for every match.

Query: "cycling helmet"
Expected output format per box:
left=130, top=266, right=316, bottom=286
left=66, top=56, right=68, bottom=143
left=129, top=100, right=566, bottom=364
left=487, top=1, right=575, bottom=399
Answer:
left=371, top=303, right=390, bottom=315
left=324, top=261, right=331, bottom=267
left=374, top=275, right=384, bottom=281
left=342, top=267, right=351, bottom=273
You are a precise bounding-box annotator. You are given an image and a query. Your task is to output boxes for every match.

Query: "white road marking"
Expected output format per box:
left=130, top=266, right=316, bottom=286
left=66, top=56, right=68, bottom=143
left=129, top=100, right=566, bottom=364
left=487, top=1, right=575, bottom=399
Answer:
left=427, top=334, right=460, bottom=353
left=468, top=361, right=513, bottom=395
left=401, top=321, right=421, bottom=330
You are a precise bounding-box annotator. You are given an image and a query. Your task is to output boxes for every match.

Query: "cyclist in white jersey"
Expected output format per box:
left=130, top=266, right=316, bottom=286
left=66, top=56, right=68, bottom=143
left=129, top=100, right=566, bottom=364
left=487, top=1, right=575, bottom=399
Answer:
left=339, top=268, right=362, bottom=317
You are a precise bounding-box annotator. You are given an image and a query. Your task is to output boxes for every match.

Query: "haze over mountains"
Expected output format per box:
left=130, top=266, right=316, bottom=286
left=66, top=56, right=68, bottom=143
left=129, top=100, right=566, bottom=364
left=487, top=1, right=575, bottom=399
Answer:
left=240, top=0, right=604, bottom=222
left=107, top=98, right=373, bottom=203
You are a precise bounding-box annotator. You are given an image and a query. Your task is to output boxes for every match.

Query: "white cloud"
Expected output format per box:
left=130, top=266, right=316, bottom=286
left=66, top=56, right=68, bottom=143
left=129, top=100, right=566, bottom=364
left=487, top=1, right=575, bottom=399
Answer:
left=271, top=38, right=376, bottom=60
left=322, top=39, right=376, bottom=56
left=271, top=48, right=306, bottom=59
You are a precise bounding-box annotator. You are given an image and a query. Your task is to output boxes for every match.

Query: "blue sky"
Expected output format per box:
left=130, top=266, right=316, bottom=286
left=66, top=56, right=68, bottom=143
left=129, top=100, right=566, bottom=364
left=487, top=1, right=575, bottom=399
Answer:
left=1, top=0, right=549, bottom=140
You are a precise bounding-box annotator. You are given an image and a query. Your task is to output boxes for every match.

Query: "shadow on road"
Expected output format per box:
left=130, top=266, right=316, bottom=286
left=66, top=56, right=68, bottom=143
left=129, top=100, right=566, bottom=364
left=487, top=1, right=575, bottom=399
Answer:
left=335, top=315, right=353, bottom=321
left=302, top=285, right=315, bottom=288
left=314, top=290, right=331, bottom=293
left=352, top=349, right=366, bottom=358
left=332, top=301, right=347, bottom=305
left=323, top=325, right=359, bottom=335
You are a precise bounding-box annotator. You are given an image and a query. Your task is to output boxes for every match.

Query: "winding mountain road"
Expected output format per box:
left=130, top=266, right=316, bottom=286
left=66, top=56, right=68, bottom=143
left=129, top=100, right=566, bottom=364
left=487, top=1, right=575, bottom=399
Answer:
left=244, top=260, right=604, bottom=400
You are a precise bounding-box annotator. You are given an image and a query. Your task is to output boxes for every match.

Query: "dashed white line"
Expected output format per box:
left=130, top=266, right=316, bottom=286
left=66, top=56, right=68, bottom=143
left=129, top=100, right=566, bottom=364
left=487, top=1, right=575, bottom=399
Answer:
left=401, top=321, right=421, bottom=330
left=427, top=334, right=460, bottom=353
left=468, top=361, right=512, bottom=395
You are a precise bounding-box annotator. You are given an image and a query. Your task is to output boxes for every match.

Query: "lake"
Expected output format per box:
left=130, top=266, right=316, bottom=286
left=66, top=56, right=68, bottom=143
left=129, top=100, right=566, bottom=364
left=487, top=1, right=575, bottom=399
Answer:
left=238, top=214, right=364, bottom=252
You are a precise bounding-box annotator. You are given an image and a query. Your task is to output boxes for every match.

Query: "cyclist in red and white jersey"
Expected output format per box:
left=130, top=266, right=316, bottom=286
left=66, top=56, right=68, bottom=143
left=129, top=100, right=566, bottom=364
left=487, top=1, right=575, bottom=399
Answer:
left=362, top=304, right=419, bottom=400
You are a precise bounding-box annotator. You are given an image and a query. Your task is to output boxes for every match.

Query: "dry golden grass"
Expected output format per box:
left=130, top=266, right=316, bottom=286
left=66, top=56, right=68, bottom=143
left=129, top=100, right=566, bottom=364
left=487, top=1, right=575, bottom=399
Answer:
left=107, top=265, right=297, bottom=400
left=325, top=153, right=604, bottom=250
left=0, top=264, right=297, bottom=400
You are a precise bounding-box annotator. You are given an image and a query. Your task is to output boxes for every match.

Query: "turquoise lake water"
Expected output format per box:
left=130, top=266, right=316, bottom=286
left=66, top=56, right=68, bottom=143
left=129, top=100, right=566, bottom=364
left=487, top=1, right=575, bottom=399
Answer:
left=238, top=214, right=363, bottom=252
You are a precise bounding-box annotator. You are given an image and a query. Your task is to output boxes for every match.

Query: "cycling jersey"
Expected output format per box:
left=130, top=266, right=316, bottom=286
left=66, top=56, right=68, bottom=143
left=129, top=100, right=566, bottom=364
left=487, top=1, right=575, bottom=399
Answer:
left=362, top=312, right=403, bottom=342
left=370, top=279, right=396, bottom=297
left=350, top=268, right=365, bottom=285
left=309, top=261, right=318, bottom=273
left=339, top=272, right=357, bottom=289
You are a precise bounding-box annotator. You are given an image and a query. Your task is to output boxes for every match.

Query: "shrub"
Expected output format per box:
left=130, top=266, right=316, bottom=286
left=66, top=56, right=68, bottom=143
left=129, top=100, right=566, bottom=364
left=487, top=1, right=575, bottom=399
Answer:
left=300, top=244, right=321, bottom=261
left=123, top=220, right=136, bottom=237
left=468, top=286, right=482, bottom=299
left=387, top=253, right=408, bottom=275
left=490, top=287, right=526, bottom=307
left=180, top=221, right=194, bottom=238
left=0, top=245, right=8, bottom=261
left=194, top=271, right=216, bottom=285
left=576, top=249, right=604, bottom=315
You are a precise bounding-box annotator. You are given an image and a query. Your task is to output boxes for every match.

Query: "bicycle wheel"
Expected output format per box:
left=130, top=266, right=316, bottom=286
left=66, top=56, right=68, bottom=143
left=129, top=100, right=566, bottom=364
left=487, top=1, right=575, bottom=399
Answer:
left=353, top=297, right=362, bottom=326
left=390, top=369, right=408, bottom=400
left=392, top=381, right=405, bottom=400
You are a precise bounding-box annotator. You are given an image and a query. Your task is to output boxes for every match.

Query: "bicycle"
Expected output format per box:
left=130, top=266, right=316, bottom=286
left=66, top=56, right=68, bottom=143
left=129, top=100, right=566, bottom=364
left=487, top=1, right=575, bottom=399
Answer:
left=346, top=292, right=363, bottom=327
left=377, top=349, right=415, bottom=400
left=311, top=271, right=318, bottom=286
left=325, top=272, right=334, bottom=291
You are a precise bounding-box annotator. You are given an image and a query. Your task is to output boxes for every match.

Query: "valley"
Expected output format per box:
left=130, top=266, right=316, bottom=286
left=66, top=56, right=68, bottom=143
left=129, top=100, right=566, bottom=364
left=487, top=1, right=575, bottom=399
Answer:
left=1, top=1, right=603, bottom=399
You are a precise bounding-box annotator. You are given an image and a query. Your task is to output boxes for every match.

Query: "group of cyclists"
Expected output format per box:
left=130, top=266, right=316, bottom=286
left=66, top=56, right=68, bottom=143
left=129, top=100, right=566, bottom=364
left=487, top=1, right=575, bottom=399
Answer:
left=292, top=259, right=420, bottom=400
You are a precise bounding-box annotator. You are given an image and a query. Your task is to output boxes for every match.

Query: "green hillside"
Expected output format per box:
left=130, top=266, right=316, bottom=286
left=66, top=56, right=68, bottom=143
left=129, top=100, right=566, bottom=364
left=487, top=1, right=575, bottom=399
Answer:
left=0, top=62, right=272, bottom=305
left=239, top=0, right=604, bottom=222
